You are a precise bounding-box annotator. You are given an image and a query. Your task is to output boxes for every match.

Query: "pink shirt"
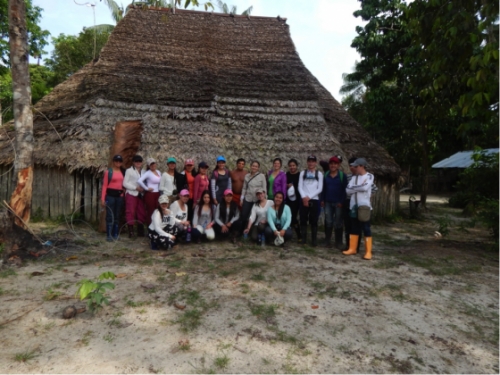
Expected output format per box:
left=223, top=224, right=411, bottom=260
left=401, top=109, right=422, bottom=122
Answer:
left=101, top=169, right=125, bottom=202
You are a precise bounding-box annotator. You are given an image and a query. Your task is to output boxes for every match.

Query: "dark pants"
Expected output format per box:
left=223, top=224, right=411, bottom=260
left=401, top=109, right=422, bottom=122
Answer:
left=250, top=223, right=267, bottom=242
left=214, top=220, right=242, bottom=239
left=300, top=199, right=319, bottom=226
left=187, top=198, right=194, bottom=223
left=105, top=195, right=124, bottom=226
left=144, top=191, right=160, bottom=225
left=264, top=226, right=293, bottom=243
left=286, top=198, right=300, bottom=227
left=241, top=200, right=255, bottom=229
left=324, top=201, right=343, bottom=229
left=351, top=218, right=372, bottom=237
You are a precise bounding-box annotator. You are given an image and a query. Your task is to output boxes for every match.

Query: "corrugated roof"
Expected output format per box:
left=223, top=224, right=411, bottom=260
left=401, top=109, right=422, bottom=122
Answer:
left=432, top=149, right=499, bottom=168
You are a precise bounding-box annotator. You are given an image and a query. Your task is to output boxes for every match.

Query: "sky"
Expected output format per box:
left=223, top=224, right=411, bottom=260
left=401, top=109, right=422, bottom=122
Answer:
left=33, top=0, right=366, bottom=101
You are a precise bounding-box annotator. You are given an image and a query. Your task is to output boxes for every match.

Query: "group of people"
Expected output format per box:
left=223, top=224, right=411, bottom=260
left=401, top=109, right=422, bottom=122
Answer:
left=101, top=153, right=375, bottom=259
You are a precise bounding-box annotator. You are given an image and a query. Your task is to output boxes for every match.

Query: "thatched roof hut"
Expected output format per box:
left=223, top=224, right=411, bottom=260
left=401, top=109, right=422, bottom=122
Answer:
left=0, top=7, right=400, bottom=220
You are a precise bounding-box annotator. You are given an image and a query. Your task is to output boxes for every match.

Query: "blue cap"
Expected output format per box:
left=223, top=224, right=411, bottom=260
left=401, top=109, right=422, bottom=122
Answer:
left=167, top=157, right=177, bottom=164
left=216, top=155, right=226, bottom=163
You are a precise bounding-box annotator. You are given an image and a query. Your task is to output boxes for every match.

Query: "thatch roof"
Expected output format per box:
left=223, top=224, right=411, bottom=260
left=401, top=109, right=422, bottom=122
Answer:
left=0, top=7, right=400, bottom=179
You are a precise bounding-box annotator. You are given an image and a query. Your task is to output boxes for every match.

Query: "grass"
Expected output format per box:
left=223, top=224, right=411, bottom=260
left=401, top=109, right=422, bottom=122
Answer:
left=245, top=261, right=267, bottom=269
left=80, top=330, right=93, bottom=346
left=251, top=273, right=266, bottom=281
left=249, top=303, right=278, bottom=321
left=213, top=355, right=230, bottom=369
left=13, top=350, right=38, bottom=363
left=0, top=268, right=17, bottom=278
left=169, top=288, right=217, bottom=332
left=103, top=334, right=115, bottom=343
left=174, top=309, right=203, bottom=332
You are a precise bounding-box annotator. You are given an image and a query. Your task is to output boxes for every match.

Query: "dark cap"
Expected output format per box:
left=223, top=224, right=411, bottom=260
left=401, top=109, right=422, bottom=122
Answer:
left=198, top=161, right=209, bottom=169
left=348, top=157, right=357, bottom=164
left=350, top=158, right=367, bottom=167
left=132, top=155, right=143, bottom=162
left=113, top=155, right=123, bottom=162
left=307, top=155, right=317, bottom=161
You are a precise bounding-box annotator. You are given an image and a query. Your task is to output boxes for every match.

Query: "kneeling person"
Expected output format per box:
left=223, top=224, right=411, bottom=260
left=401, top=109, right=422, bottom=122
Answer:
left=148, top=195, right=180, bottom=250
left=169, top=189, right=191, bottom=240
left=214, top=189, right=242, bottom=243
left=265, top=192, right=293, bottom=245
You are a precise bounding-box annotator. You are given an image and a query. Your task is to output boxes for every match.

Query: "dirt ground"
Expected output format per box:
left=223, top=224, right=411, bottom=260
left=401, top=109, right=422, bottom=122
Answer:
left=0, top=196, right=498, bottom=374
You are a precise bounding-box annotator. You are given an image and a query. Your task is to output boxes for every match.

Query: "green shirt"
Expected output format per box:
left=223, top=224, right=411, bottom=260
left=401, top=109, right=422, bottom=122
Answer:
left=267, top=174, right=275, bottom=199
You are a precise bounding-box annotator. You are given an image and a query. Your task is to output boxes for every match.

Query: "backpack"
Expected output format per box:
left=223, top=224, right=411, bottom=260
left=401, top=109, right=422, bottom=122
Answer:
left=212, top=168, right=229, bottom=180
left=324, top=170, right=344, bottom=183
left=302, top=169, right=319, bottom=181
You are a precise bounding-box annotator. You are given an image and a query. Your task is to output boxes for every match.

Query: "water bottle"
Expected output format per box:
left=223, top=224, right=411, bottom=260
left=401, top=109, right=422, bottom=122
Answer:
left=243, top=232, right=248, bottom=242
left=186, top=225, right=192, bottom=242
left=261, top=234, right=265, bottom=248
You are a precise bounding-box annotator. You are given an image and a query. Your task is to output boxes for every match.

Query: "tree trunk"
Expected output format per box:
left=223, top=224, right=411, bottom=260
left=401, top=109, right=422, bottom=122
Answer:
left=419, top=121, right=429, bottom=209
left=8, top=0, right=34, bottom=227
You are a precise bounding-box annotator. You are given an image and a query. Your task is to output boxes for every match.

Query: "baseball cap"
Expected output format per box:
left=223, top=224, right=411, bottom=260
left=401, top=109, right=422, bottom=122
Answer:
left=329, top=156, right=341, bottom=164
left=307, top=155, right=317, bottom=161
left=198, top=161, right=209, bottom=169
left=146, top=158, right=156, bottom=166
left=224, top=189, right=233, bottom=196
left=185, top=159, right=194, bottom=166
left=180, top=189, right=190, bottom=196
left=113, top=155, right=123, bottom=162
left=167, top=157, right=177, bottom=164
left=350, top=158, right=367, bottom=167
left=158, top=195, right=169, bottom=204
left=216, top=155, right=226, bottom=163
left=132, top=155, right=143, bottom=162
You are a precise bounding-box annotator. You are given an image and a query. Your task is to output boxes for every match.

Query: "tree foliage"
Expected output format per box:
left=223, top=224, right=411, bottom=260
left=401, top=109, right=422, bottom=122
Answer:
left=0, top=0, right=50, bottom=65
left=341, top=0, right=499, bottom=203
left=44, top=28, right=112, bottom=86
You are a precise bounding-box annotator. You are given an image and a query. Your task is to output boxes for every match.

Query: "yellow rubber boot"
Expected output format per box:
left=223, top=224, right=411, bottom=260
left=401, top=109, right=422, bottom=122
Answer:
left=363, top=236, right=372, bottom=260
left=342, top=235, right=359, bottom=256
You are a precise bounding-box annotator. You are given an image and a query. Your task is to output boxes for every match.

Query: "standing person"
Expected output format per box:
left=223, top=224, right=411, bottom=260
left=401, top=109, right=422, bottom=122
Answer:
left=243, top=189, right=273, bottom=244
left=137, top=158, right=161, bottom=225
left=211, top=155, right=232, bottom=206
left=231, top=158, right=247, bottom=208
left=181, top=158, right=197, bottom=222
left=123, top=154, right=147, bottom=238
left=169, top=189, right=191, bottom=240
left=286, top=158, right=302, bottom=242
left=191, top=190, right=216, bottom=243
left=160, top=157, right=186, bottom=203
left=214, top=189, right=242, bottom=243
left=343, top=157, right=358, bottom=251
left=267, top=158, right=287, bottom=201
left=148, top=195, right=180, bottom=250
left=101, top=155, right=126, bottom=241
left=343, top=158, right=374, bottom=260
left=298, top=155, right=324, bottom=247
left=265, top=191, right=293, bottom=246
left=322, top=155, right=347, bottom=248
left=193, top=161, right=210, bottom=206
left=240, top=161, right=267, bottom=228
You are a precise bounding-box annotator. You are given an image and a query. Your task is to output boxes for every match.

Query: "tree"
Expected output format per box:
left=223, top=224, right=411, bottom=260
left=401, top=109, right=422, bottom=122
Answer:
left=0, top=64, right=55, bottom=124
left=44, top=28, right=112, bottom=86
left=8, top=0, right=34, bottom=225
left=0, top=0, right=50, bottom=65
left=216, top=0, right=252, bottom=15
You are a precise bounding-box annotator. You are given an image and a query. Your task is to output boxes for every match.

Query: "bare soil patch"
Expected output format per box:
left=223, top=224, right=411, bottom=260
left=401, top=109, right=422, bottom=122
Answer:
left=0, top=198, right=498, bottom=373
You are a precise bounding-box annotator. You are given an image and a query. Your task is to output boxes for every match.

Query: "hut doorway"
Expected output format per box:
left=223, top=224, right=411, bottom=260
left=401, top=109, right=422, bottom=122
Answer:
left=109, top=120, right=144, bottom=168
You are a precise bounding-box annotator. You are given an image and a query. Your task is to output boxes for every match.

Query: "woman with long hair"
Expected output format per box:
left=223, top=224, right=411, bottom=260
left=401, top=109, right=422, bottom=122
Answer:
left=267, top=157, right=287, bottom=200
left=148, top=195, right=180, bottom=250
left=240, top=160, right=267, bottom=229
left=181, top=158, right=197, bottom=222
left=169, top=189, right=191, bottom=240
left=265, top=191, right=293, bottom=246
left=286, top=158, right=302, bottom=242
left=159, top=157, right=187, bottom=203
left=137, top=158, right=162, bottom=225
left=123, top=154, right=147, bottom=238
left=211, top=155, right=232, bottom=206
left=243, top=188, right=274, bottom=244
left=101, top=154, right=126, bottom=241
left=191, top=190, right=215, bottom=243
left=193, top=161, right=210, bottom=206
left=214, top=189, right=241, bottom=243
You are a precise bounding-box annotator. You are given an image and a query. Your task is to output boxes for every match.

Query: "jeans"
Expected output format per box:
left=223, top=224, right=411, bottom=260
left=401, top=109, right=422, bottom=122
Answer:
left=264, top=226, right=293, bottom=243
left=351, top=218, right=371, bottom=237
left=324, top=201, right=343, bottom=229
left=241, top=199, right=255, bottom=229
left=105, top=195, right=124, bottom=226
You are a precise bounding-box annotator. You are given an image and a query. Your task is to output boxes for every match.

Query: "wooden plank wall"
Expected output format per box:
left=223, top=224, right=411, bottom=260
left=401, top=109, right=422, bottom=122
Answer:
left=0, top=164, right=102, bottom=222
left=371, top=178, right=400, bottom=218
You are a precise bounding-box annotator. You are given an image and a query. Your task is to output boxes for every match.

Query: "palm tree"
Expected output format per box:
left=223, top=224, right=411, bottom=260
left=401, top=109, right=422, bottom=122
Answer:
left=215, top=0, right=252, bottom=16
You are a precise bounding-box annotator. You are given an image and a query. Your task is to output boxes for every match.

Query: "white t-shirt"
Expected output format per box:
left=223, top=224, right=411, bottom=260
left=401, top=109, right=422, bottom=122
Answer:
left=248, top=200, right=274, bottom=225
left=170, top=200, right=188, bottom=222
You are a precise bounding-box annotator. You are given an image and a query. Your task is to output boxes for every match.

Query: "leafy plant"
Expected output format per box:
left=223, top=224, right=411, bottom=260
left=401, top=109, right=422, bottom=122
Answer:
left=434, top=215, right=452, bottom=236
left=76, top=271, right=116, bottom=314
